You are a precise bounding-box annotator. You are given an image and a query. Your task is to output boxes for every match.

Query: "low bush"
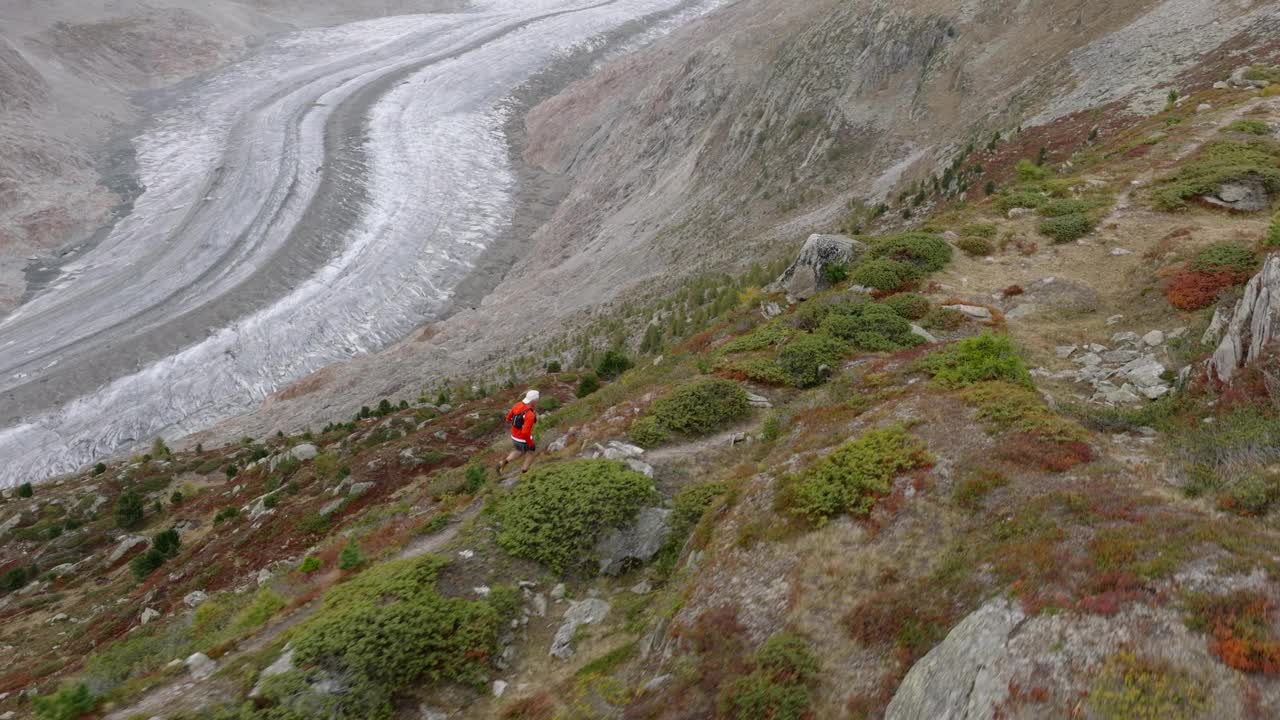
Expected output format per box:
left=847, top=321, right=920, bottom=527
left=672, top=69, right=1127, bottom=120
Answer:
left=339, top=541, right=365, bottom=571
left=296, top=512, right=329, bottom=535
left=880, top=293, right=930, bottom=320
left=851, top=257, right=917, bottom=292
left=778, top=333, right=847, bottom=388
left=868, top=232, right=953, bottom=273
left=628, top=416, right=671, bottom=449
left=961, top=223, right=997, bottom=239
left=230, top=589, right=286, bottom=634
left=32, top=684, right=96, bottom=720
left=1223, top=118, right=1273, bottom=136
left=953, top=468, right=1009, bottom=510
left=956, top=236, right=994, bottom=256
left=1164, top=269, right=1247, bottom=310
left=783, top=426, right=930, bottom=525
left=1221, top=471, right=1280, bottom=516
left=995, top=187, right=1048, bottom=212
left=115, top=490, right=145, bottom=530
left=1184, top=590, right=1280, bottom=673
left=1191, top=242, right=1258, bottom=274
left=576, top=373, right=601, bottom=398
left=1174, top=405, right=1280, bottom=499
left=1039, top=212, right=1097, bottom=243
left=1266, top=214, right=1280, bottom=248
left=299, top=556, right=322, bottom=573
left=915, top=334, right=1032, bottom=388
left=1038, top=198, right=1092, bottom=217
left=717, top=632, right=820, bottom=720
left=721, top=321, right=791, bottom=354
left=265, top=555, right=501, bottom=719
left=995, top=432, right=1094, bottom=472
left=496, top=460, right=657, bottom=572
left=595, top=350, right=633, bottom=380
left=650, top=379, right=749, bottom=436
left=1089, top=651, right=1207, bottom=720
left=820, top=304, right=924, bottom=352
left=1152, top=138, right=1280, bottom=210
left=922, top=307, right=965, bottom=331
left=132, top=528, right=182, bottom=579
left=725, top=358, right=793, bottom=386
left=17, top=482, right=33, bottom=498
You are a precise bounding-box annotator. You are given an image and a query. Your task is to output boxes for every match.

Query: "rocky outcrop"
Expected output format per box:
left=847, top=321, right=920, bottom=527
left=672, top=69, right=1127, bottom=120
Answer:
left=1200, top=177, right=1272, bottom=212
left=1209, top=256, right=1280, bottom=383
left=885, top=600, right=1026, bottom=720
left=595, top=508, right=671, bottom=576
left=768, top=234, right=867, bottom=301
left=550, top=598, right=610, bottom=659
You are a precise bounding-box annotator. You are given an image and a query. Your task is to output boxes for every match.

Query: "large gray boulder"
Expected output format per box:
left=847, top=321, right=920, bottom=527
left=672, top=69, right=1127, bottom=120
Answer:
left=595, top=507, right=671, bottom=576
left=1209, top=255, right=1280, bottom=383
left=885, top=600, right=1025, bottom=720
left=768, top=234, right=867, bottom=301
left=1201, top=177, right=1272, bottom=212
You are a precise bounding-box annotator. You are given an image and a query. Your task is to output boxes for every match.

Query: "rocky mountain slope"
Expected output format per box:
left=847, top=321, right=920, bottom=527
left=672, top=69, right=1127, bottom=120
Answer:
left=5, top=55, right=1280, bottom=717
left=200, top=0, right=1280, bottom=447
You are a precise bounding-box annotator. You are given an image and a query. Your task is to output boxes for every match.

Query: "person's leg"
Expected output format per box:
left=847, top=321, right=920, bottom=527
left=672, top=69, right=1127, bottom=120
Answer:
left=497, top=448, right=520, bottom=473
left=520, top=449, right=537, bottom=473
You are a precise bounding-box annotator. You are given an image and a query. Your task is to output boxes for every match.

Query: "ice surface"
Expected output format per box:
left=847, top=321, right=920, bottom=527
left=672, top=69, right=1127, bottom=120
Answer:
left=0, top=0, right=713, bottom=485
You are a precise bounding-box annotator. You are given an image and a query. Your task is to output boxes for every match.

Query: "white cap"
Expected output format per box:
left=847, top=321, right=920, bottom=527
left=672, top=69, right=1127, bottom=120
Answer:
left=523, top=390, right=540, bottom=404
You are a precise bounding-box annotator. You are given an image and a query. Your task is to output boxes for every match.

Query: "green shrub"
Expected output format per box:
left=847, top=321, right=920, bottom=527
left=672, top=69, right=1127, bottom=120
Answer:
left=1174, top=406, right=1280, bottom=499
left=722, top=321, right=791, bottom=353
left=727, top=358, right=793, bottom=386
left=1016, top=159, right=1050, bottom=182
left=214, top=507, right=240, bottom=524
left=230, top=589, right=286, bottom=633
left=954, top=469, right=1009, bottom=510
left=1244, top=65, right=1280, bottom=83
left=1039, top=212, right=1097, bottom=243
left=717, top=633, right=819, bottom=720
left=114, top=490, right=145, bottom=530
left=595, top=350, right=633, bottom=380
left=995, top=188, right=1047, bottom=211
left=628, top=416, right=672, bottom=449
left=1267, top=215, right=1280, bottom=248
left=956, top=236, right=994, bottom=257
left=868, top=232, right=953, bottom=273
left=93, top=462, right=107, bottom=475
left=17, top=482, right=33, bottom=498
left=153, top=528, right=181, bottom=557
left=2, top=565, right=34, bottom=592
left=32, top=684, right=96, bottom=720
left=1152, top=138, right=1280, bottom=210
left=495, top=460, right=657, bottom=572
left=1223, top=119, right=1273, bottom=136
left=339, top=541, right=365, bottom=571
left=916, top=334, right=1031, bottom=388
left=1224, top=472, right=1280, bottom=516
left=1038, top=198, right=1092, bottom=217
left=1191, top=242, right=1258, bottom=274
left=546, top=360, right=563, bottom=373
left=273, top=555, right=499, bottom=719
left=464, top=465, right=487, bottom=494
left=650, top=379, right=750, bottom=436
left=299, top=556, right=322, bottom=573
left=131, top=549, right=167, bottom=580
left=296, top=512, right=329, bottom=535
left=784, top=426, right=930, bottom=525
left=851, top=258, right=916, bottom=292
left=823, top=262, right=849, bottom=285
left=820, top=304, right=923, bottom=352
left=961, top=223, right=997, bottom=239
left=576, top=373, right=601, bottom=398
left=1089, top=651, right=1207, bottom=720
left=170, top=490, right=184, bottom=505
left=922, top=307, right=965, bottom=331
left=761, top=414, right=783, bottom=443
left=879, top=293, right=930, bottom=320
left=778, top=333, right=847, bottom=388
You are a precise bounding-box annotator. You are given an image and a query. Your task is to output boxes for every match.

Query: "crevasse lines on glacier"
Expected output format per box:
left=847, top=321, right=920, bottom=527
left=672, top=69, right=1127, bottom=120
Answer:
left=0, top=0, right=712, bottom=486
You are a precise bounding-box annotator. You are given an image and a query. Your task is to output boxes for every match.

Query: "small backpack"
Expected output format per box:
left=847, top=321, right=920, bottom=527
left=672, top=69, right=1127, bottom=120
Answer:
left=511, top=408, right=528, bottom=430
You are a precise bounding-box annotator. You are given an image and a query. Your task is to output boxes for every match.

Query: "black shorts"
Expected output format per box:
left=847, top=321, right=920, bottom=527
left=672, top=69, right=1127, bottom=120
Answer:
left=513, top=439, right=535, bottom=453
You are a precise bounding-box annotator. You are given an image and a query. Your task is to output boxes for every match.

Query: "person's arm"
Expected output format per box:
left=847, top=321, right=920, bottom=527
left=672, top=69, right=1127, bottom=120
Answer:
left=505, top=406, right=515, bottom=424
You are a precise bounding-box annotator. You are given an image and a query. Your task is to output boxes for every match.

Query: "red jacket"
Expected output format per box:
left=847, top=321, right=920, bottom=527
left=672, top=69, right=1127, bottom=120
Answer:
left=506, top=402, right=536, bottom=443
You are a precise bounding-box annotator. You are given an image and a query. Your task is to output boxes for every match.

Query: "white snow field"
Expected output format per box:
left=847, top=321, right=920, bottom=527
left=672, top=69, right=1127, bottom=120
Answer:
left=0, top=0, right=718, bottom=486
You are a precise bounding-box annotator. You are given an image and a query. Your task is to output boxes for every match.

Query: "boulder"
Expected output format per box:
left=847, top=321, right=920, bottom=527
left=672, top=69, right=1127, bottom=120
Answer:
left=910, top=325, right=938, bottom=344
left=885, top=600, right=1025, bottom=719
left=768, top=234, right=867, bottom=301
left=1142, top=330, right=1165, bottom=347
left=183, top=590, right=209, bottom=608
left=250, top=646, right=296, bottom=697
left=1201, top=177, right=1272, bottom=212
left=550, top=598, right=611, bottom=659
left=1209, top=256, right=1280, bottom=383
left=1021, top=277, right=1100, bottom=317
left=745, top=392, right=773, bottom=409
left=595, top=508, right=672, bottom=576
left=140, top=607, right=161, bottom=625
left=108, top=535, right=149, bottom=563
left=185, top=652, right=217, bottom=680
left=942, top=304, right=993, bottom=321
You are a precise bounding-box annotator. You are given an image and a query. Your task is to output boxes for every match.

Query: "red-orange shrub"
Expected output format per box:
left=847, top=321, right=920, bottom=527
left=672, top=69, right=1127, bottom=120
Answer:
left=1164, top=269, right=1249, bottom=311
left=1189, top=591, right=1280, bottom=673
left=995, top=433, right=1093, bottom=472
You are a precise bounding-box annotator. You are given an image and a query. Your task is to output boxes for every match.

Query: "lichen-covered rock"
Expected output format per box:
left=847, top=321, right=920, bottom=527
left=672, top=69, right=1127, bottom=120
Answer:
left=550, top=598, right=610, bottom=659
left=594, top=507, right=671, bottom=575
left=1209, top=256, right=1280, bottom=383
left=768, top=234, right=867, bottom=301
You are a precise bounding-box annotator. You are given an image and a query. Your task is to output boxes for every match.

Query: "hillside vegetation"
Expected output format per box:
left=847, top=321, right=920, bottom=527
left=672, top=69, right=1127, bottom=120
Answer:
left=6, top=31, right=1280, bottom=720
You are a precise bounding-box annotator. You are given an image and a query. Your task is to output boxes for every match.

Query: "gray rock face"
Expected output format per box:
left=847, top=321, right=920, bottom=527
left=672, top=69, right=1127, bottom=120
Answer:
left=108, top=535, right=149, bottom=563
left=885, top=600, right=1026, bottom=720
left=1202, top=177, right=1271, bottom=212
left=550, top=598, right=610, bottom=659
left=185, top=652, right=217, bottom=680
left=1209, top=256, right=1280, bottom=383
left=595, top=507, right=671, bottom=576
left=183, top=590, right=209, bottom=608
left=250, top=646, right=296, bottom=698
left=268, top=443, right=319, bottom=472
left=942, top=304, right=993, bottom=321
left=768, top=234, right=867, bottom=301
